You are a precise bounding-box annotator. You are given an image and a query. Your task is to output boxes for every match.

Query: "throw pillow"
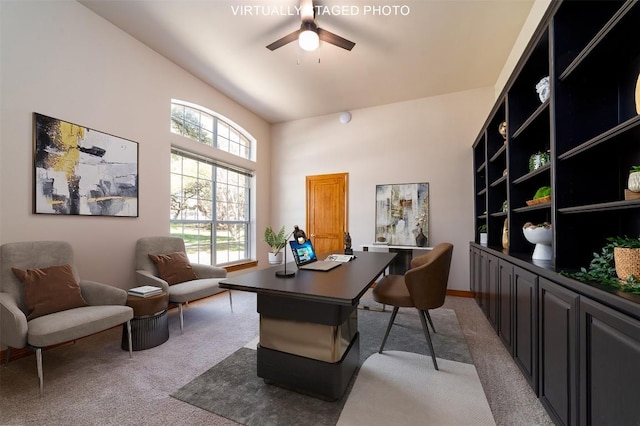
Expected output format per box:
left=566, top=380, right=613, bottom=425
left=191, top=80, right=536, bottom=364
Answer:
left=148, top=252, right=198, bottom=285
left=12, top=264, right=88, bottom=320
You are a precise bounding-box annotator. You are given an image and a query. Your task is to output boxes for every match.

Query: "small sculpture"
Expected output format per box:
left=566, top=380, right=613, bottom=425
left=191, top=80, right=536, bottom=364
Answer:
left=344, top=232, right=353, bottom=255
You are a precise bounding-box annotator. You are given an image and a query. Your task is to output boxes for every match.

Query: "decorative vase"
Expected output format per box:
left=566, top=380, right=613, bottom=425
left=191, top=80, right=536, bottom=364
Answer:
left=502, top=219, right=508, bottom=249
left=628, top=171, right=640, bottom=192
left=415, top=228, right=427, bottom=247
left=268, top=252, right=283, bottom=265
left=479, top=233, right=488, bottom=245
left=523, top=224, right=552, bottom=260
left=614, top=247, right=640, bottom=281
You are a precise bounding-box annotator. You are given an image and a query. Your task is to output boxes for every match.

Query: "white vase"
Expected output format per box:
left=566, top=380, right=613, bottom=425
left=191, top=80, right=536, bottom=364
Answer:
left=628, top=171, right=640, bottom=192
left=268, top=252, right=283, bottom=265
left=480, top=233, right=488, bottom=245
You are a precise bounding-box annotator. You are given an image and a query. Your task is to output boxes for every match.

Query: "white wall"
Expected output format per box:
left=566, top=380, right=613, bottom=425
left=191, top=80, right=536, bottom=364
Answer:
left=271, top=87, right=494, bottom=291
left=495, top=0, right=553, bottom=99
left=0, top=1, right=271, bottom=288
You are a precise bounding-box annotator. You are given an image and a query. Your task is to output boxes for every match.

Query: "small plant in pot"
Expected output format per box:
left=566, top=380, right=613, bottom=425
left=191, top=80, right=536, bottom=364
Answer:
left=562, top=236, right=640, bottom=294
left=626, top=166, right=640, bottom=199
left=610, top=236, right=640, bottom=282
left=264, top=226, right=289, bottom=264
left=478, top=224, right=488, bottom=245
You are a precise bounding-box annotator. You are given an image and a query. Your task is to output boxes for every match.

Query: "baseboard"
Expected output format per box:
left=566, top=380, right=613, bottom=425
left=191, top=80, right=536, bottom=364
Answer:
left=446, top=289, right=473, bottom=298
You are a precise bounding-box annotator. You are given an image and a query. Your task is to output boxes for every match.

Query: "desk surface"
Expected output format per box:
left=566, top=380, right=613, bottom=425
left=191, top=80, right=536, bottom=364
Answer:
left=360, top=244, right=433, bottom=250
left=219, top=251, right=396, bottom=306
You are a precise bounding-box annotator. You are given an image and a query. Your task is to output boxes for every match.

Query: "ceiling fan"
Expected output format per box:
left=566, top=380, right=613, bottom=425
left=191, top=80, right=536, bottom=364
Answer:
left=266, top=0, right=355, bottom=52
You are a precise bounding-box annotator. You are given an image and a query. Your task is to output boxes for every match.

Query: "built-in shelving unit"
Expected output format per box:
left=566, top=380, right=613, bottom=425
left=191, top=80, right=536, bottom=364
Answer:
left=471, top=2, right=640, bottom=424
left=473, top=0, right=640, bottom=270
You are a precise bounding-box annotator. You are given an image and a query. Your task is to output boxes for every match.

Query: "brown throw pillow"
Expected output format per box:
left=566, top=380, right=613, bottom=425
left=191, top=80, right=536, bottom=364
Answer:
left=148, top=252, right=198, bottom=285
left=12, top=264, right=88, bottom=320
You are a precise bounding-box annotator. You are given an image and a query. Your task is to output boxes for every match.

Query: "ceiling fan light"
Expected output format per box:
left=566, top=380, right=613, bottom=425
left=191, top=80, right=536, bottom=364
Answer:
left=299, top=30, right=319, bottom=51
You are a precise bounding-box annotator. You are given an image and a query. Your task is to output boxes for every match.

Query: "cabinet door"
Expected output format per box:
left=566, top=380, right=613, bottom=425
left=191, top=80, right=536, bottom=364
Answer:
left=580, top=298, right=640, bottom=425
left=539, top=278, right=578, bottom=426
left=479, top=250, right=488, bottom=312
left=498, top=259, right=513, bottom=354
left=513, top=265, right=538, bottom=393
left=469, top=246, right=479, bottom=299
left=487, top=253, right=499, bottom=330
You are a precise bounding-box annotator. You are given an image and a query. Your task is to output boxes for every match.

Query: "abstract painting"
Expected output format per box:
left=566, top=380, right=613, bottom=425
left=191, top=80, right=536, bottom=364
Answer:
left=375, top=183, right=429, bottom=246
left=33, top=113, right=138, bottom=217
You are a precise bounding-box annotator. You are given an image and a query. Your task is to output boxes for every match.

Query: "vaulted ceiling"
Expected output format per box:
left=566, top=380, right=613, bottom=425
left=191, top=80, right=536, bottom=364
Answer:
left=81, top=0, right=534, bottom=123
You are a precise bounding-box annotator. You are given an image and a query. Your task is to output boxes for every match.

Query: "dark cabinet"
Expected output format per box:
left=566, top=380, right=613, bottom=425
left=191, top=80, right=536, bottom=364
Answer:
left=513, top=266, right=538, bottom=393
left=580, top=298, right=640, bottom=426
left=539, top=278, right=578, bottom=426
left=498, top=259, right=513, bottom=354
left=487, top=253, right=499, bottom=330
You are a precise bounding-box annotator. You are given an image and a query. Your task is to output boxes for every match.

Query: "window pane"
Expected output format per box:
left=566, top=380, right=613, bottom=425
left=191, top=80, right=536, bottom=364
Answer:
left=170, top=150, right=251, bottom=266
left=201, top=113, right=214, bottom=131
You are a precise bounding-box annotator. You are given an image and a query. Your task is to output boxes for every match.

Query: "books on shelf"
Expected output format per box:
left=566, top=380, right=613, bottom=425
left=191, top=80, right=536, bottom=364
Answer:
left=128, top=285, right=163, bottom=298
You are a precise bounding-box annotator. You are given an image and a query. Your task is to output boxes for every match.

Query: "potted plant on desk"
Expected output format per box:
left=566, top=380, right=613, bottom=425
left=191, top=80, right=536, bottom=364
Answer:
left=264, top=226, right=288, bottom=264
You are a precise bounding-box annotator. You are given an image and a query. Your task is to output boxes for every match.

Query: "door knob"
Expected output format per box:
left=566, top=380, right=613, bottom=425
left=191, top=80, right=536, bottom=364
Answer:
left=310, top=233, right=316, bottom=237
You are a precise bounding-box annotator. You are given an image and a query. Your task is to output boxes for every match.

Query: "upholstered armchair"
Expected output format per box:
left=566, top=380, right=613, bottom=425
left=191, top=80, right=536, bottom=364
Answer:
left=135, top=236, right=231, bottom=333
left=0, top=241, right=134, bottom=395
left=373, top=242, right=454, bottom=370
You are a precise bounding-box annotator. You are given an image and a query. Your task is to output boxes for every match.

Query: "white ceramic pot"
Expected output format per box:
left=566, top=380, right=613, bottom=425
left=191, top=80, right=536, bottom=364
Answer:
left=523, top=226, right=553, bottom=260
left=628, top=171, right=640, bottom=192
left=268, top=252, right=283, bottom=265
left=480, top=233, right=488, bottom=245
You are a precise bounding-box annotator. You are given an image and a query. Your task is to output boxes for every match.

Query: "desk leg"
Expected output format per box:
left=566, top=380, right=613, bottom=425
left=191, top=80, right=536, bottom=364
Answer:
left=389, top=248, right=412, bottom=275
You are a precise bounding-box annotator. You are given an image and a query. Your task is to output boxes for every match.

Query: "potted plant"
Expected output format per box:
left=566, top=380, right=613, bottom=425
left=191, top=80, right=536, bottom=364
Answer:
left=610, top=236, right=640, bottom=281
left=626, top=166, right=640, bottom=199
left=478, top=224, right=488, bottom=245
left=563, top=236, right=640, bottom=294
left=264, top=226, right=289, bottom=264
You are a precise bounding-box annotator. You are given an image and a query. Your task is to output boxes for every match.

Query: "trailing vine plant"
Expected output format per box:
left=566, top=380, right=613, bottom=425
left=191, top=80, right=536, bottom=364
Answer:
left=562, top=236, right=640, bottom=294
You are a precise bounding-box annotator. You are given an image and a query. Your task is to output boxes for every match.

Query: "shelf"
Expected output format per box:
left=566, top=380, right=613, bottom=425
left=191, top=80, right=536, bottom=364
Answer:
left=478, top=188, right=487, bottom=196
left=513, top=164, right=551, bottom=184
left=490, top=211, right=508, bottom=218
left=513, top=202, right=551, bottom=213
left=558, top=115, right=640, bottom=160
left=558, top=1, right=636, bottom=81
left=512, top=100, right=550, bottom=139
left=490, top=175, right=507, bottom=187
left=476, top=162, right=486, bottom=173
left=489, top=144, right=507, bottom=162
left=558, top=199, right=640, bottom=214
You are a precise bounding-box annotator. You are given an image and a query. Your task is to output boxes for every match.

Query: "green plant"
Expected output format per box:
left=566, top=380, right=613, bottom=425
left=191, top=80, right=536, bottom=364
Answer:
left=478, top=224, right=487, bottom=233
left=630, top=165, right=640, bottom=174
left=263, top=226, right=289, bottom=254
left=533, top=186, right=551, bottom=199
left=528, top=151, right=550, bottom=171
left=562, top=236, right=640, bottom=294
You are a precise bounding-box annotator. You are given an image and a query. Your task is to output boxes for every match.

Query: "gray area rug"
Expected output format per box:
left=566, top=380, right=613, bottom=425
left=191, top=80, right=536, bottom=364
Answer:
left=171, top=307, right=471, bottom=425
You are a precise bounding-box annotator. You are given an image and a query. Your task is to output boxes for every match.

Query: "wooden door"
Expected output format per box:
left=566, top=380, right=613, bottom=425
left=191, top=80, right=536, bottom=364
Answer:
left=306, top=173, right=348, bottom=254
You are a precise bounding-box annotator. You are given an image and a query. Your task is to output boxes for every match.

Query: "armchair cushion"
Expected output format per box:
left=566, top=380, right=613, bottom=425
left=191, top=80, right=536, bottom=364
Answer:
left=148, top=252, right=198, bottom=285
left=12, top=264, right=88, bottom=320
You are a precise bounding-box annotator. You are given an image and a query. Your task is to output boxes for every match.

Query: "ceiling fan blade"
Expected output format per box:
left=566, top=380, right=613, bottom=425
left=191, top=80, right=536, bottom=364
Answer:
left=317, top=28, right=355, bottom=51
left=266, top=29, right=301, bottom=51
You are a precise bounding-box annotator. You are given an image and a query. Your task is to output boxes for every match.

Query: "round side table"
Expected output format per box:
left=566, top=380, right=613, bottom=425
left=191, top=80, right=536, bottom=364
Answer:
left=121, top=291, right=169, bottom=351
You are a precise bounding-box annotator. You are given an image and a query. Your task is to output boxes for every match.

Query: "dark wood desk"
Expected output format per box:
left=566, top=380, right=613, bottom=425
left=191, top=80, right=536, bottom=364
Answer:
left=219, top=251, right=396, bottom=400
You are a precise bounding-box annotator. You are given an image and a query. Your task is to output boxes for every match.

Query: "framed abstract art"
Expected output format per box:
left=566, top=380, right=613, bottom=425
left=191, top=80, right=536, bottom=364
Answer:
left=33, top=113, right=138, bottom=217
left=375, top=182, right=429, bottom=246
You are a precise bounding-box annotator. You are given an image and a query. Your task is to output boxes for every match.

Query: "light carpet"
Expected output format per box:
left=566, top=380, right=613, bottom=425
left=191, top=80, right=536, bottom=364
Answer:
left=337, top=351, right=495, bottom=426
left=171, top=307, right=494, bottom=425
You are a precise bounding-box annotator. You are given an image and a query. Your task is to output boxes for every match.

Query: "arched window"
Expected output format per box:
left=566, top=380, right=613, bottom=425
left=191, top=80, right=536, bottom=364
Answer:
left=170, top=100, right=253, bottom=160
left=170, top=100, right=254, bottom=266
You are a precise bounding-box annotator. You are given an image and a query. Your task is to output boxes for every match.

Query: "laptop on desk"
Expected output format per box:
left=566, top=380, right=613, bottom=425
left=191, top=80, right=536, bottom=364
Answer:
left=289, top=239, right=342, bottom=271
